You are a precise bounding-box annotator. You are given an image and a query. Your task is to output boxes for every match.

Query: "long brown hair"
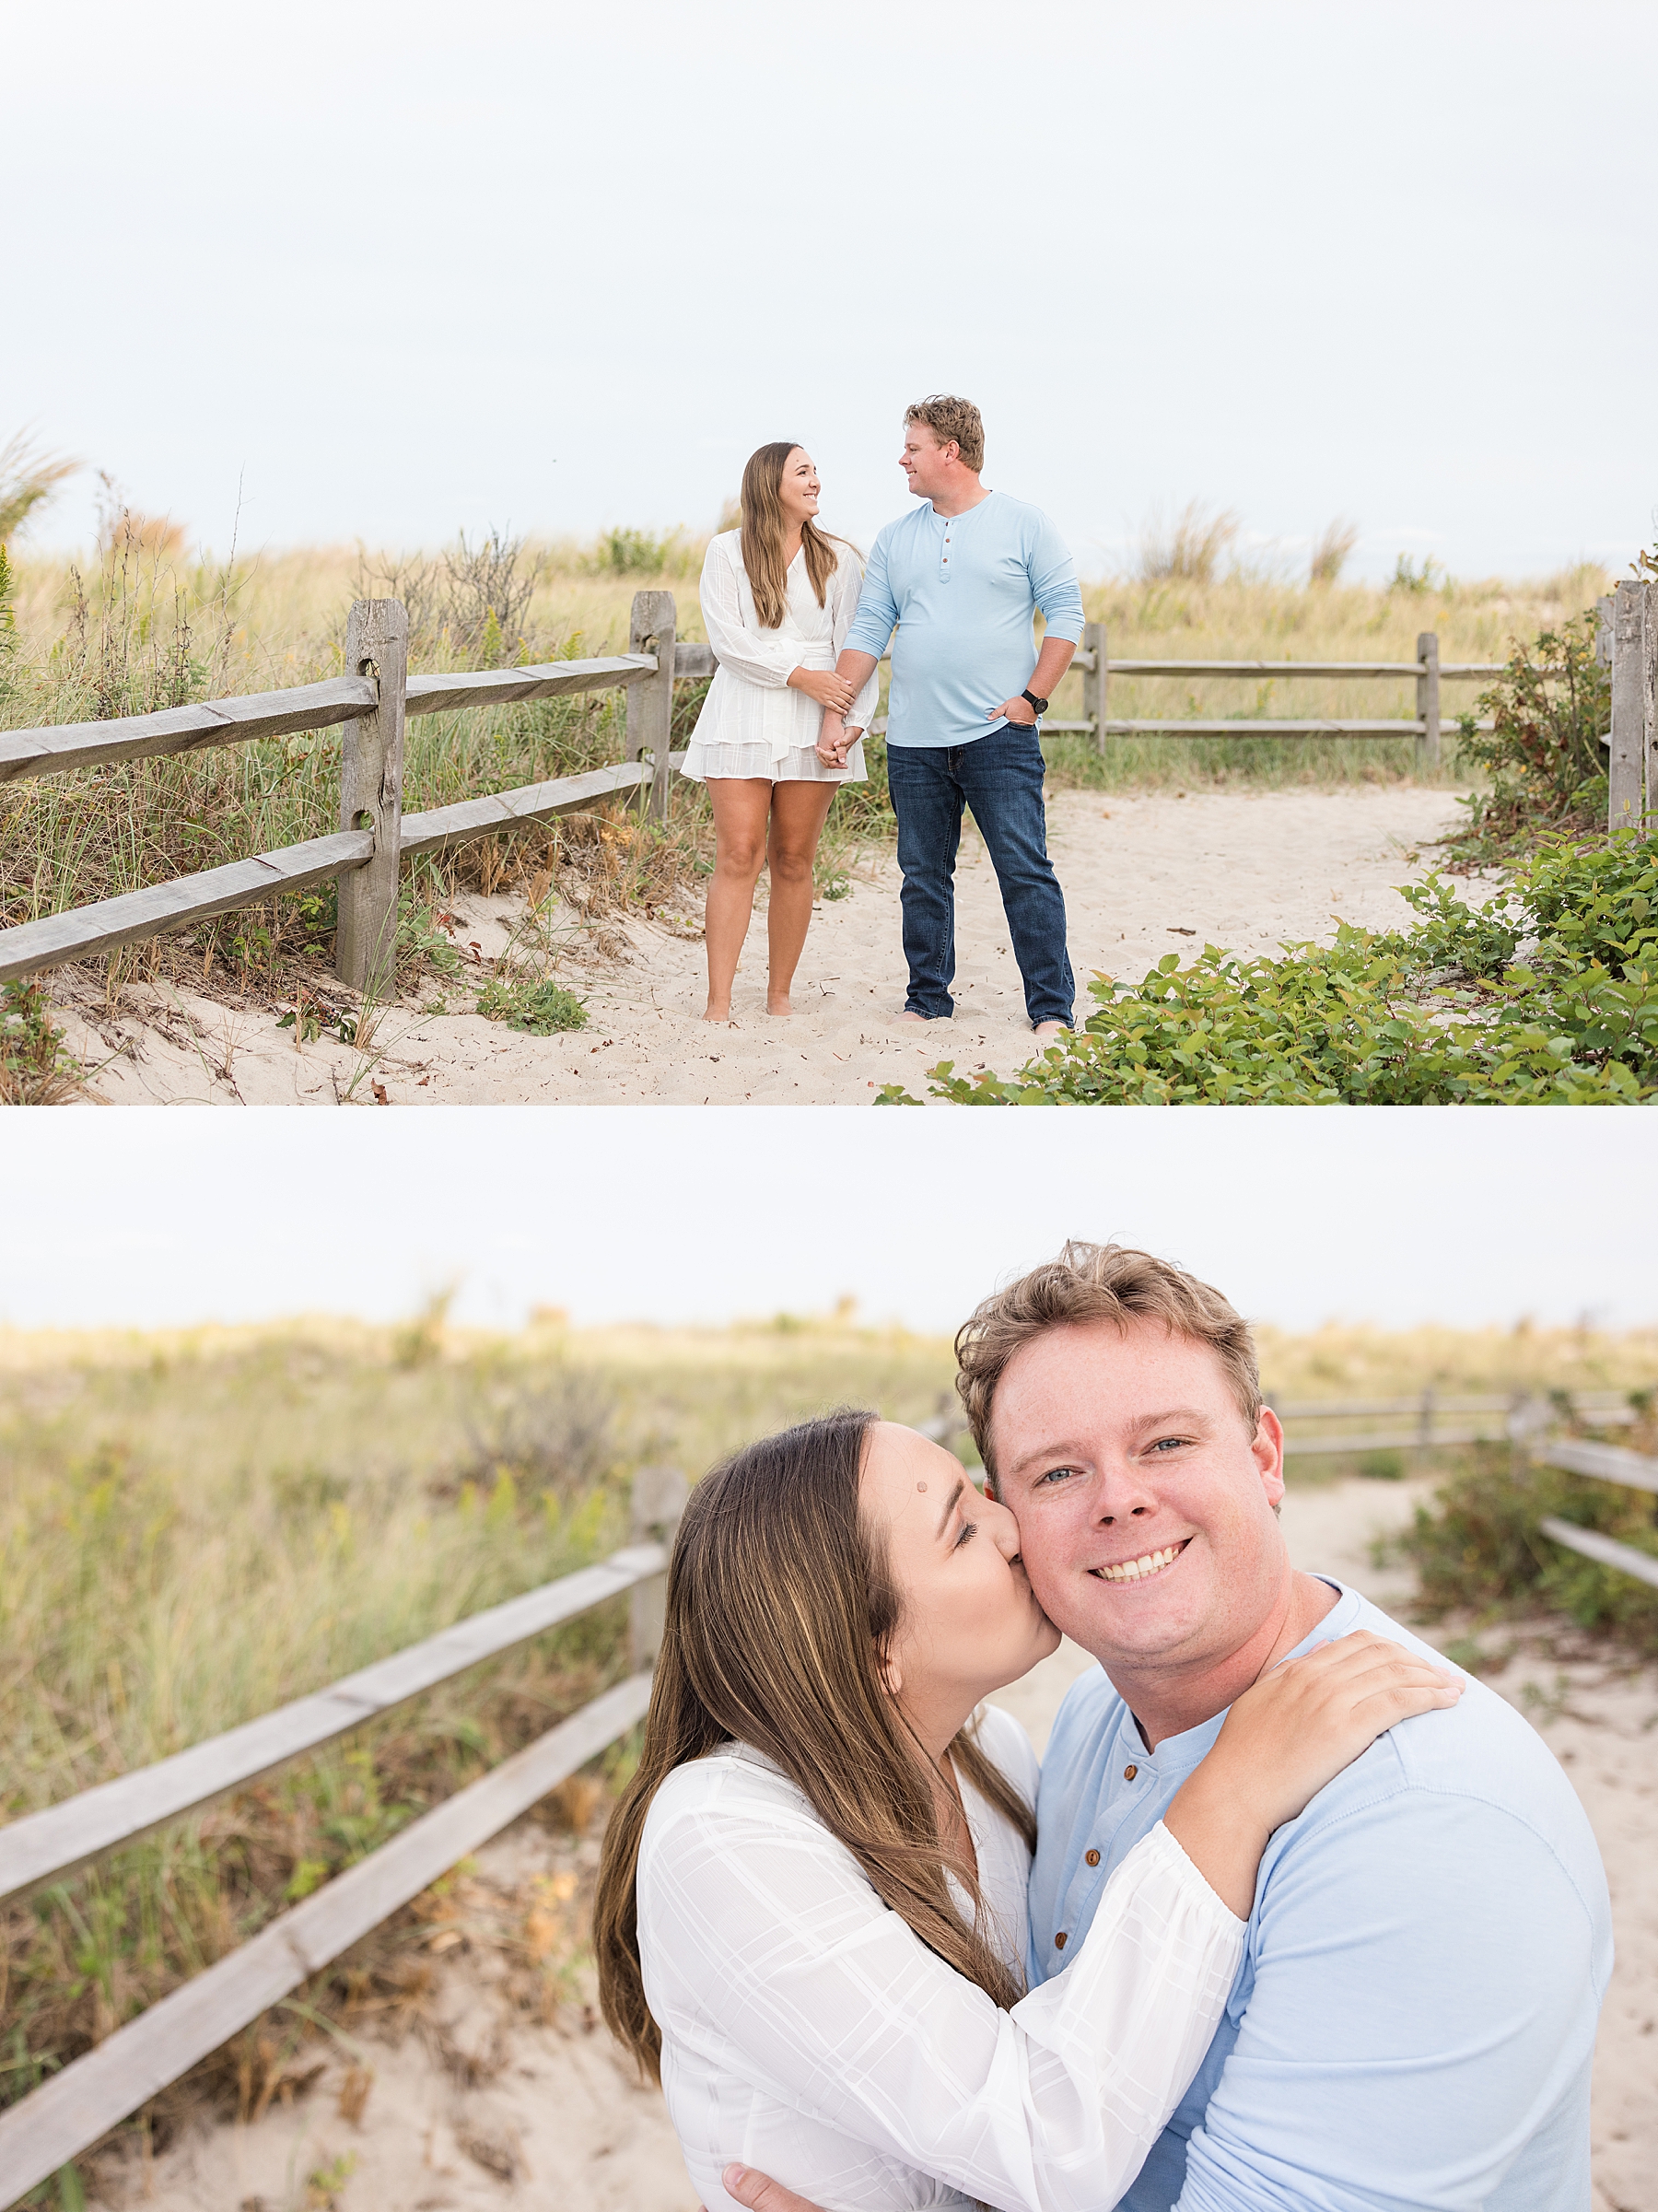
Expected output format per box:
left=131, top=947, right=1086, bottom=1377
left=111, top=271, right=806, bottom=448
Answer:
left=593, top=1410, right=1037, bottom=2083
left=738, top=441, right=847, bottom=628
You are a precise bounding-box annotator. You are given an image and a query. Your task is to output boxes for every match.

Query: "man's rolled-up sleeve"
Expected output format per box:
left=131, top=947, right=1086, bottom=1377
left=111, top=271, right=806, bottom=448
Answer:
left=1027, top=516, right=1084, bottom=644
left=1175, top=1792, right=1607, bottom=2211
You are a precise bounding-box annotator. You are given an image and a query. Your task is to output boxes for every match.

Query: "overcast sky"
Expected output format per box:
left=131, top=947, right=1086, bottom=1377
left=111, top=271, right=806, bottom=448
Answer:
left=9, top=0, right=1655, bottom=582
left=4, top=1110, right=1652, bottom=1338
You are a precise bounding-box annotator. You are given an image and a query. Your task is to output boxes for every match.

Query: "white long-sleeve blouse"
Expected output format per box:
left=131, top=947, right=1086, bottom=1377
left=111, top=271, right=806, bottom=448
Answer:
left=684, top=530, right=882, bottom=781
left=636, top=1703, right=1244, bottom=2212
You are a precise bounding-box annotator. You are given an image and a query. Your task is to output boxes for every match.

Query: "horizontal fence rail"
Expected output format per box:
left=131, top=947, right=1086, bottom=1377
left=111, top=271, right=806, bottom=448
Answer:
left=1276, top=1389, right=1639, bottom=1458
left=1069, top=623, right=1514, bottom=775
left=1510, top=1399, right=1658, bottom=1593
left=0, top=1540, right=671, bottom=1908
left=0, top=1679, right=655, bottom=2206
left=1536, top=1516, right=1658, bottom=1592
left=0, top=1470, right=689, bottom=2206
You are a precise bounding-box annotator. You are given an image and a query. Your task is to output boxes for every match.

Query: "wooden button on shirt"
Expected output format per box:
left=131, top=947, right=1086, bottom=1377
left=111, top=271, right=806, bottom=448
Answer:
left=1085, top=1850, right=1101, bottom=1867
left=1124, top=1764, right=1138, bottom=1780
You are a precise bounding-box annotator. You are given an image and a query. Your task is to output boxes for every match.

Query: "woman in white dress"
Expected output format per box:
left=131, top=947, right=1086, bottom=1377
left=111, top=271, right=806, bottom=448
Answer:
left=593, top=1411, right=1460, bottom=2212
left=684, top=443, right=880, bottom=1022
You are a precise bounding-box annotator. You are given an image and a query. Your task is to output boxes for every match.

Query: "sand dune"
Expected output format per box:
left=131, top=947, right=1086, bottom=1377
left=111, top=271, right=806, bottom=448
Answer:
left=55, top=785, right=1471, bottom=1106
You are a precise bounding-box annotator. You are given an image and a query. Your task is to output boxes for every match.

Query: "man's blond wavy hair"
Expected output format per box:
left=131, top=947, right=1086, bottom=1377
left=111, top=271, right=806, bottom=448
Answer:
left=955, top=1241, right=1263, bottom=1487
left=905, top=394, right=985, bottom=473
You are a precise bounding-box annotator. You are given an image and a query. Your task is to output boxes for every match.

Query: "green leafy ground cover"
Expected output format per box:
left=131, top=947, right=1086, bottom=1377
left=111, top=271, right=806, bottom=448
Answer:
left=878, top=836, right=1658, bottom=1106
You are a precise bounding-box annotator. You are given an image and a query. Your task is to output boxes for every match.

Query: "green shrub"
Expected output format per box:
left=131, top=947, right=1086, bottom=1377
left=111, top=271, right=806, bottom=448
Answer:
left=1358, top=1450, right=1407, bottom=1481
left=477, top=976, right=589, bottom=1034
left=876, top=837, right=1658, bottom=1106
left=1400, top=1445, right=1658, bottom=1659
left=594, top=527, right=677, bottom=576
left=0, top=979, right=82, bottom=1105
left=1451, top=609, right=1611, bottom=856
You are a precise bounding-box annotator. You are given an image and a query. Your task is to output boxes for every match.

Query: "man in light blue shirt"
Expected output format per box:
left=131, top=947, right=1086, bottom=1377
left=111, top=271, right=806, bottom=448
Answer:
left=973, top=1242, right=1611, bottom=2212
left=724, top=1241, right=1612, bottom=2212
left=830, top=396, right=1085, bottom=1034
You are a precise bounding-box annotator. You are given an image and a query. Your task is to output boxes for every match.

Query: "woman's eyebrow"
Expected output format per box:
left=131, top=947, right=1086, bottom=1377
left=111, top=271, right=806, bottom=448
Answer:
left=935, top=1478, right=965, bottom=1537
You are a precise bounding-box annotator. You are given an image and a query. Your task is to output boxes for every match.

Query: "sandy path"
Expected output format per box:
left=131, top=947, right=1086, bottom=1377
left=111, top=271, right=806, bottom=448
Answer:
left=124, top=1474, right=1657, bottom=2212
left=57, top=786, right=1468, bottom=1106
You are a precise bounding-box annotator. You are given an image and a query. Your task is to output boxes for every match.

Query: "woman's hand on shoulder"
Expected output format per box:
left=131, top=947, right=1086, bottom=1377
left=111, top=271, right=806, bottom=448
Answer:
left=1208, top=1632, right=1464, bottom=1837
left=1163, top=1633, right=1462, bottom=1917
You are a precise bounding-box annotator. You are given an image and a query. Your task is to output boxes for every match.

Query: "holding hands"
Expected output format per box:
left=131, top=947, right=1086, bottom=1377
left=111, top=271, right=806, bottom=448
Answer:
left=815, top=713, right=858, bottom=769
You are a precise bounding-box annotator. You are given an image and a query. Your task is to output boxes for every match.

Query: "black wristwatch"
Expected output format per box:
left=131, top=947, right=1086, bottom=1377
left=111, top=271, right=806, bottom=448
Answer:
left=1021, top=688, right=1048, bottom=717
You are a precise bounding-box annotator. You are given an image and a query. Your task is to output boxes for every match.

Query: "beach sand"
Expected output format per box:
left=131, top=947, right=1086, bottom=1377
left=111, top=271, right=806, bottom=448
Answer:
left=54, top=784, right=1473, bottom=1106
left=121, top=1474, right=1657, bottom=2212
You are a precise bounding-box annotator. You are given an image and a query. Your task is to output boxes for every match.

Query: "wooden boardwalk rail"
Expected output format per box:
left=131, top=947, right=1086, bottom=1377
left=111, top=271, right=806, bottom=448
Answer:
left=0, top=1469, right=689, bottom=2208
left=4, top=582, right=1652, bottom=1001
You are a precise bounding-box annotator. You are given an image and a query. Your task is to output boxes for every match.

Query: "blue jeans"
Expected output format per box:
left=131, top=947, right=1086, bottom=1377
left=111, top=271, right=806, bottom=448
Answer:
left=885, top=724, right=1075, bottom=1026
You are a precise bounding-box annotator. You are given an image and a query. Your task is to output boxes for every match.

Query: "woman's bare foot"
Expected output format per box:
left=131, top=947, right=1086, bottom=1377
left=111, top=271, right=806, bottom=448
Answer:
left=765, top=992, right=793, bottom=1017
left=701, top=1003, right=734, bottom=1023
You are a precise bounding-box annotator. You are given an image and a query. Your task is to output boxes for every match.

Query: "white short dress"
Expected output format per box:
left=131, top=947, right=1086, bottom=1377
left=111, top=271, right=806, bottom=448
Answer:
left=636, top=1702, right=1245, bottom=2212
left=683, top=530, right=882, bottom=785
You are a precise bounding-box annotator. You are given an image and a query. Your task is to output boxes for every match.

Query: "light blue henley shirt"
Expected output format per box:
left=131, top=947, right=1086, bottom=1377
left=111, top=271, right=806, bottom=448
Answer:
left=842, top=491, right=1085, bottom=746
left=1029, top=1582, right=1613, bottom=2212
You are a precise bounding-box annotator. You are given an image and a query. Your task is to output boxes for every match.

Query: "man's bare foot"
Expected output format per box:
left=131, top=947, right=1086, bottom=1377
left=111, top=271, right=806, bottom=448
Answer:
left=897, top=1010, right=930, bottom=1024
left=1033, top=1020, right=1068, bottom=1043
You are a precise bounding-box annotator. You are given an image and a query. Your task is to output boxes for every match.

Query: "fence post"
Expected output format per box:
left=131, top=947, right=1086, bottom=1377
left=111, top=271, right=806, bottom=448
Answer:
left=1415, top=632, right=1441, bottom=778
left=335, top=599, right=409, bottom=996
left=1507, top=1393, right=1546, bottom=1477
left=629, top=1465, right=688, bottom=1671
left=1080, top=620, right=1107, bottom=755
left=1417, top=1386, right=1436, bottom=1455
left=626, top=589, right=677, bottom=824
left=1609, top=580, right=1646, bottom=837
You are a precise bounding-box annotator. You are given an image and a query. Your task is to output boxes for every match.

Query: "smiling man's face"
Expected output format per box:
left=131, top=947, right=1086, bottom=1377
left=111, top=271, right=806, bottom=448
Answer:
left=987, top=1318, right=1290, bottom=1681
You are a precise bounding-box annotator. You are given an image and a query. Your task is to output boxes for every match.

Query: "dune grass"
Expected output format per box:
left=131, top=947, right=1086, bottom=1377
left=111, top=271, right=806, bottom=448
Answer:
left=2, top=1308, right=1653, bottom=2191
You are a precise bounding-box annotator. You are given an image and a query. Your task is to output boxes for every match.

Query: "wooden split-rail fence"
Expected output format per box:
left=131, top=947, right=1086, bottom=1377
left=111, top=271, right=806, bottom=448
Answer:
left=1276, top=1386, right=1658, bottom=1592
left=0, top=589, right=706, bottom=999
left=5, top=581, right=1652, bottom=1003
left=1, top=1397, right=1653, bottom=2200
left=0, top=1466, right=692, bottom=2206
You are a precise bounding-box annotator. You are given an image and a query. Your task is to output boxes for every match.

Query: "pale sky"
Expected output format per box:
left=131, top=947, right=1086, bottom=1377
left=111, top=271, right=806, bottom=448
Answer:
left=4, top=1111, right=1652, bottom=1338
left=9, top=0, right=1656, bottom=582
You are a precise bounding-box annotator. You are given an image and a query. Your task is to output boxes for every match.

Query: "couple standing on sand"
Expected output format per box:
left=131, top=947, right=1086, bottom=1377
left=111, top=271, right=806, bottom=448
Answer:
left=683, top=394, right=1080, bottom=1036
